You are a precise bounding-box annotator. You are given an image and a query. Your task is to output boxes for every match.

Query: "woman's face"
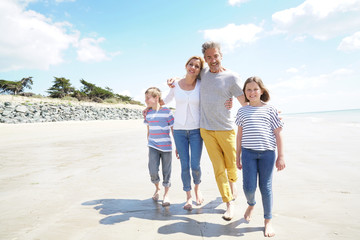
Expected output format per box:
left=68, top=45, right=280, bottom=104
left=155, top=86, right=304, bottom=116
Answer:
left=186, top=58, right=201, bottom=77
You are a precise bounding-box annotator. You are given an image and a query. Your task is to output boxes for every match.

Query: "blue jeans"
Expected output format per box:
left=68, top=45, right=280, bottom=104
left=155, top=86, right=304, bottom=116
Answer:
left=242, top=147, right=275, bottom=219
left=148, top=147, right=172, bottom=187
left=173, top=129, right=203, bottom=192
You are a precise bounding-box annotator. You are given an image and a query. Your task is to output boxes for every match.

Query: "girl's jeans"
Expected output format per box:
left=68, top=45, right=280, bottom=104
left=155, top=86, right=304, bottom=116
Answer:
left=173, top=129, right=203, bottom=192
left=242, top=147, right=275, bottom=219
left=148, top=147, right=172, bottom=187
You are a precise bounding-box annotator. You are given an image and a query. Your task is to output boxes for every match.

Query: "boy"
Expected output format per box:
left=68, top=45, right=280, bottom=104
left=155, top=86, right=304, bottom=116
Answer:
left=144, top=87, right=174, bottom=206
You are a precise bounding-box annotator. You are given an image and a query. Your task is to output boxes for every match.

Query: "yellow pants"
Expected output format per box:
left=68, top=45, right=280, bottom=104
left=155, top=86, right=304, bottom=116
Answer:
left=200, top=128, right=238, bottom=202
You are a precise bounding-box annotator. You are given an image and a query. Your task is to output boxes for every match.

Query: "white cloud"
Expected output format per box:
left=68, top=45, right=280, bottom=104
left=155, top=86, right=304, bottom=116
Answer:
left=272, top=0, right=360, bottom=40
left=76, top=37, right=110, bottom=62
left=338, top=31, right=360, bottom=51
left=0, top=0, right=113, bottom=71
left=228, top=0, right=249, bottom=6
left=201, top=23, right=262, bottom=50
left=286, top=67, right=299, bottom=73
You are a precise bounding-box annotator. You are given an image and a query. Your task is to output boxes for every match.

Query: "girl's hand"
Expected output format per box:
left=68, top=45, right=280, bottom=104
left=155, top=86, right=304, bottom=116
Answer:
left=236, top=157, right=242, bottom=170
left=224, top=98, right=233, bottom=110
left=276, top=156, right=285, bottom=171
left=175, top=149, right=179, bottom=159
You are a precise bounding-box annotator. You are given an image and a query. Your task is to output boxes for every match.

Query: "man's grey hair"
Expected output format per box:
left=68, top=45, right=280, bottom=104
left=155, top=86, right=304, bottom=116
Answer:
left=201, top=41, right=222, bottom=55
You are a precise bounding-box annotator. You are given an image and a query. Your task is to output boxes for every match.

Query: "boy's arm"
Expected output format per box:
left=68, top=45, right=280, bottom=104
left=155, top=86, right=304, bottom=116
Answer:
left=236, top=126, right=243, bottom=170
left=147, top=125, right=149, bottom=140
left=274, top=127, right=285, bottom=171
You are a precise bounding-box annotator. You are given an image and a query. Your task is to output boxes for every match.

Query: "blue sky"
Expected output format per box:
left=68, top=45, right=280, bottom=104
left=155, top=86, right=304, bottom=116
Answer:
left=1, top=0, right=360, bottom=113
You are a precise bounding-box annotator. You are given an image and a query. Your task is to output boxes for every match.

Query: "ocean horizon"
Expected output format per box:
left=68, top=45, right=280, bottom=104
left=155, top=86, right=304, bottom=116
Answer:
left=284, top=108, right=360, bottom=126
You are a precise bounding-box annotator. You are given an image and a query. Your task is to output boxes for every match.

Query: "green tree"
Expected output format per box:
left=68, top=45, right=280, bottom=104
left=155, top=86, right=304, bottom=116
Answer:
left=79, top=79, right=114, bottom=101
left=0, top=77, right=33, bottom=95
left=47, top=77, right=75, bottom=98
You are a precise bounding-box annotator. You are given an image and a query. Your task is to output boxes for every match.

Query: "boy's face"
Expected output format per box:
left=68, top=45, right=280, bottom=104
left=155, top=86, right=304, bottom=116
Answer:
left=145, top=93, right=158, bottom=108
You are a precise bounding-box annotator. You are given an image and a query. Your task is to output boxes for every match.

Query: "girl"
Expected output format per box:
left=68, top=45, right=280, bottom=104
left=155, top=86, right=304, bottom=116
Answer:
left=235, top=76, right=285, bottom=237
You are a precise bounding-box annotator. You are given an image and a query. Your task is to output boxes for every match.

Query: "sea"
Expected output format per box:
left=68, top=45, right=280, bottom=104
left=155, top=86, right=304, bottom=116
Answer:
left=283, top=109, right=360, bottom=127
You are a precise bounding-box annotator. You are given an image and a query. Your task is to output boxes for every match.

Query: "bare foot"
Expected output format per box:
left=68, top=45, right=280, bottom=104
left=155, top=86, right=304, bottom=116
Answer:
left=152, top=189, right=160, bottom=202
left=222, top=201, right=234, bottom=221
left=264, top=219, right=275, bottom=237
left=194, top=187, right=204, bottom=205
left=244, top=205, right=254, bottom=222
left=162, top=195, right=170, bottom=207
left=229, top=181, right=238, bottom=200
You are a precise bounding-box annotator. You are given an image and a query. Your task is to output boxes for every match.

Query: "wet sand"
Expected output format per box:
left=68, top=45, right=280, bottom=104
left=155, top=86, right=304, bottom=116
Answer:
left=0, top=117, right=359, bottom=239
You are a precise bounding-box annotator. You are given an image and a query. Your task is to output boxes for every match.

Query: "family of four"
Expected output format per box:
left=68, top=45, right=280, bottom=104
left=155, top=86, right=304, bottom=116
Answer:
left=143, top=41, right=285, bottom=237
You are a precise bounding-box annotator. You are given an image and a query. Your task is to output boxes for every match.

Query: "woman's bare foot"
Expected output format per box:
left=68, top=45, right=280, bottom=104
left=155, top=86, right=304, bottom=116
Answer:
left=222, top=201, right=234, bottom=221
left=183, top=191, right=193, bottom=210
left=229, top=181, right=238, bottom=200
left=264, top=219, right=275, bottom=237
left=152, top=188, right=160, bottom=202
left=194, top=185, right=204, bottom=205
left=244, top=205, right=254, bottom=222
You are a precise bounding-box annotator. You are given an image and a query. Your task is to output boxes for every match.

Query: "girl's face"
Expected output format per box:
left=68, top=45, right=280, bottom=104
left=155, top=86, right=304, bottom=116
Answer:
left=245, top=81, right=263, bottom=103
left=145, top=94, right=158, bottom=108
left=186, top=58, right=201, bottom=77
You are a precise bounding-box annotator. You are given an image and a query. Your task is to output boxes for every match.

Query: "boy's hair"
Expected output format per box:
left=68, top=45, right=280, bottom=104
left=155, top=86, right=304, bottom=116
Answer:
left=243, top=76, right=270, bottom=102
left=201, top=41, right=222, bottom=55
left=145, top=87, right=162, bottom=101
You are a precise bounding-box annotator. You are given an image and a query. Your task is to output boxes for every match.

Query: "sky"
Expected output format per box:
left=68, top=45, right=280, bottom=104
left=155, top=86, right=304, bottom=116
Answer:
left=1, top=0, right=360, bottom=114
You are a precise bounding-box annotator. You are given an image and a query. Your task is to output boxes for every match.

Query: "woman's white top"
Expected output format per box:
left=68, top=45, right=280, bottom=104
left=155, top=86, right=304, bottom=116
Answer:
left=163, top=80, right=200, bottom=130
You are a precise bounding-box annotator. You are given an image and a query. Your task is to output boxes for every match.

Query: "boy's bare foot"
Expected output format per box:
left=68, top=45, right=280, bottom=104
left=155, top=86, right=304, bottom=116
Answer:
left=244, top=205, right=254, bottom=222
left=264, top=219, right=275, bottom=237
left=162, top=195, right=170, bottom=207
left=222, top=201, right=234, bottom=221
left=152, top=189, right=160, bottom=201
left=229, top=181, right=238, bottom=200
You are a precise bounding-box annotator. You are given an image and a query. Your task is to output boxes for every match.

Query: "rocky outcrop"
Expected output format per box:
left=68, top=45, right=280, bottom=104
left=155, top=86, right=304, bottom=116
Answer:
left=0, top=101, right=143, bottom=124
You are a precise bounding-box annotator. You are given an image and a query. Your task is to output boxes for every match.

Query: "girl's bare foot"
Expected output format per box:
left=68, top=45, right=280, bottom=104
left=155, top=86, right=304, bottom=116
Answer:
left=222, top=201, right=234, bottom=221
left=162, top=195, right=170, bottom=207
left=264, top=219, right=275, bottom=237
left=244, top=205, right=254, bottom=222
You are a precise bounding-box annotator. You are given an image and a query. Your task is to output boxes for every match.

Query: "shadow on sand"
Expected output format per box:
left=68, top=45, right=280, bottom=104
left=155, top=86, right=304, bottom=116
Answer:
left=82, top=197, right=263, bottom=238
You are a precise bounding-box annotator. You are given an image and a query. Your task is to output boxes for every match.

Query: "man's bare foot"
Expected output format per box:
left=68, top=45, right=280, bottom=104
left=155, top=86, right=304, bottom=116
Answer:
left=229, top=181, right=238, bottom=200
left=264, top=219, right=275, bottom=237
left=222, top=201, right=234, bottom=221
left=152, top=189, right=160, bottom=201
left=162, top=195, right=170, bottom=207
left=244, top=205, right=254, bottom=222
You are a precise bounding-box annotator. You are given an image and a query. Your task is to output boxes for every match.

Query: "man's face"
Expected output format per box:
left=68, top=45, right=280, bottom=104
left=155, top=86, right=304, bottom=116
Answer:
left=204, top=48, right=222, bottom=73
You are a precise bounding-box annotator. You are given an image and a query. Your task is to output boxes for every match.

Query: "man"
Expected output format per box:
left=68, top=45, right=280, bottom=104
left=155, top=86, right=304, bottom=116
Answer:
left=199, top=41, right=246, bottom=220
left=168, top=41, right=246, bottom=220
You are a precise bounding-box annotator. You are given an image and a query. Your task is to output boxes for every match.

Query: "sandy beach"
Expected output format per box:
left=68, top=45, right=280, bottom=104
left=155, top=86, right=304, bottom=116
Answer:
left=1, top=115, right=359, bottom=240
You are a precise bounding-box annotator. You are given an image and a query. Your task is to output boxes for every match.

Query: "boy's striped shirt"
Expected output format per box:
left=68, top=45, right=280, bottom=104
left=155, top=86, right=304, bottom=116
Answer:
left=144, top=107, right=174, bottom=152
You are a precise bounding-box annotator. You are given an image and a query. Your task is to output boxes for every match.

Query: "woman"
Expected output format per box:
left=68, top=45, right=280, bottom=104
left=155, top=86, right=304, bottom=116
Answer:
left=163, top=56, right=204, bottom=210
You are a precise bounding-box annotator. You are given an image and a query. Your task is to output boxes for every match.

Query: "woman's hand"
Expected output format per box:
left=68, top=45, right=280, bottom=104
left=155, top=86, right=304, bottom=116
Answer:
left=167, top=77, right=180, bottom=88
